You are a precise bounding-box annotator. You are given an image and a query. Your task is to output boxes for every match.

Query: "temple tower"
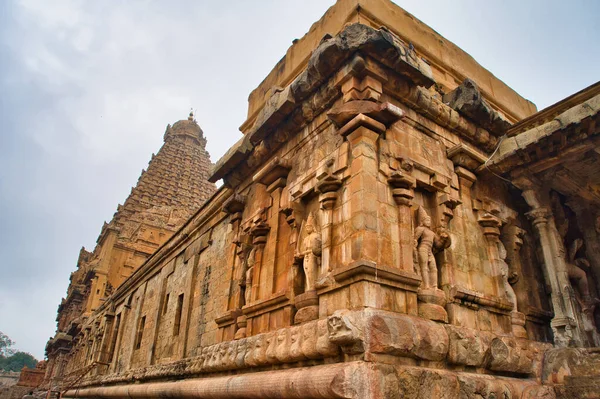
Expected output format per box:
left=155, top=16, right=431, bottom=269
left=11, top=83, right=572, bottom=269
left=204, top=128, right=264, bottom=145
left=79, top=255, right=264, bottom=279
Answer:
left=51, top=112, right=215, bottom=355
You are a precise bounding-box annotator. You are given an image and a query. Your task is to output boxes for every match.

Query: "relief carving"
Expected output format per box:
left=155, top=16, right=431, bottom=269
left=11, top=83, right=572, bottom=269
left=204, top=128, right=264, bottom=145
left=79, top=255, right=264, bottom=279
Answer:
left=244, top=246, right=257, bottom=308
left=294, top=213, right=322, bottom=293
left=414, top=206, right=451, bottom=289
left=498, top=241, right=518, bottom=312
left=327, top=311, right=364, bottom=354
left=566, top=239, right=596, bottom=307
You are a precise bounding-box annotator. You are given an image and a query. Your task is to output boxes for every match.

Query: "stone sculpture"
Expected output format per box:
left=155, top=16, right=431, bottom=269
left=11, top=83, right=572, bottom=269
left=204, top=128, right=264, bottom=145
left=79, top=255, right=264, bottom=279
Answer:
left=413, top=206, right=450, bottom=289
left=244, top=246, right=257, bottom=306
left=498, top=241, right=518, bottom=311
left=295, top=213, right=322, bottom=292
left=566, top=238, right=596, bottom=307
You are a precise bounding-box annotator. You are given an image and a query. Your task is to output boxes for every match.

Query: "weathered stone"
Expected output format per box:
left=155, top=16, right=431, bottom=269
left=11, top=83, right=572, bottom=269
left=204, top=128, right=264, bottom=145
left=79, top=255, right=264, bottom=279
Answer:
left=487, top=337, right=533, bottom=374
left=446, top=325, right=488, bottom=367
left=457, top=374, right=514, bottom=399
left=443, top=79, right=511, bottom=136
left=328, top=310, right=365, bottom=354
left=49, top=1, right=600, bottom=398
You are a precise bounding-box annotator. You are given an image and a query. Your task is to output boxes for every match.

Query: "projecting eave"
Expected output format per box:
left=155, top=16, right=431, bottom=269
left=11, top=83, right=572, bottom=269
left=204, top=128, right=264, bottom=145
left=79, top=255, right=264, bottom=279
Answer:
left=484, top=84, right=600, bottom=178
left=242, top=0, right=537, bottom=134
left=210, top=22, right=434, bottom=184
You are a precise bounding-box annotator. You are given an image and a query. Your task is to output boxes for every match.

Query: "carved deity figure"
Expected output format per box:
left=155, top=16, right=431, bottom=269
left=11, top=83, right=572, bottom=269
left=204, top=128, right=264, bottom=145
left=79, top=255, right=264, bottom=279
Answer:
left=236, top=240, right=253, bottom=307
left=566, top=238, right=596, bottom=306
left=498, top=241, right=518, bottom=312
left=244, top=246, right=257, bottom=306
left=295, top=213, right=322, bottom=292
left=413, top=207, right=450, bottom=289
left=550, top=192, right=598, bottom=309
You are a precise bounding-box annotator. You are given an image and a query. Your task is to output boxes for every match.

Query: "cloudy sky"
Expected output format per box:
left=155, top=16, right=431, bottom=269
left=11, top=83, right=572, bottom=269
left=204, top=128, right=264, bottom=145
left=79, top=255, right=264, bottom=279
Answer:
left=0, top=0, right=598, bottom=360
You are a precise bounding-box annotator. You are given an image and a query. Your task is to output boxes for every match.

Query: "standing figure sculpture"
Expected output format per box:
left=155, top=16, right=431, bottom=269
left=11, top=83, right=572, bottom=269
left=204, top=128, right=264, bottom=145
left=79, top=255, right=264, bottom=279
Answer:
left=567, top=238, right=596, bottom=306
left=413, top=206, right=450, bottom=289
left=244, top=246, right=257, bottom=306
left=498, top=241, right=518, bottom=311
left=296, top=213, right=322, bottom=292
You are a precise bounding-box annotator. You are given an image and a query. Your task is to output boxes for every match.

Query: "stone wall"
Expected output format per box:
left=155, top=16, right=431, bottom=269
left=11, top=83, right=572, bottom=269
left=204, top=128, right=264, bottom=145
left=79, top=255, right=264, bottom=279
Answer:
left=53, top=1, right=600, bottom=398
left=0, top=372, right=19, bottom=388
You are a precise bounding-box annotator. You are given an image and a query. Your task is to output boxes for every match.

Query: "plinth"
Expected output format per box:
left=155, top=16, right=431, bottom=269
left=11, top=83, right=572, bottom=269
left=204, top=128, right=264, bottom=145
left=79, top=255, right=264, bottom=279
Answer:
left=511, top=311, right=527, bottom=339
left=294, top=290, right=319, bottom=324
left=418, top=288, right=448, bottom=323
left=234, top=315, right=248, bottom=339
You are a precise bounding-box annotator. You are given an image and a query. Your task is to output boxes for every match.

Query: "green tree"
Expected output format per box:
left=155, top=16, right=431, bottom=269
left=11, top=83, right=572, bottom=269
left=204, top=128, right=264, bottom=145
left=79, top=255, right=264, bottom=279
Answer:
left=0, top=331, right=15, bottom=357
left=0, top=331, right=38, bottom=371
left=0, top=351, right=38, bottom=371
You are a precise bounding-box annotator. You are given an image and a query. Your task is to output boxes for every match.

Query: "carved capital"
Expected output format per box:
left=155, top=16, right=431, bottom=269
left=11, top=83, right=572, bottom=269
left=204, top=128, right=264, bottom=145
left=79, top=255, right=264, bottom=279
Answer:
left=387, top=170, right=416, bottom=206
left=505, top=225, right=526, bottom=252
left=224, top=194, right=247, bottom=225
left=438, top=193, right=462, bottom=226
left=253, top=157, right=291, bottom=191
left=448, top=143, right=487, bottom=172
left=316, top=173, right=342, bottom=194
left=477, top=212, right=502, bottom=237
left=334, top=54, right=388, bottom=103
left=526, top=207, right=551, bottom=227
left=249, top=209, right=270, bottom=244
left=328, top=100, right=404, bottom=128
left=455, top=166, right=477, bottom=189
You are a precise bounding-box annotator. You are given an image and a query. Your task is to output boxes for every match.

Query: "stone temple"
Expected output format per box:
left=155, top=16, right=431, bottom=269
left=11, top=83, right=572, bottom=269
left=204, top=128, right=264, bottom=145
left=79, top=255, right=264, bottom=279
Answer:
left=42, top=0, right=600, bottom=398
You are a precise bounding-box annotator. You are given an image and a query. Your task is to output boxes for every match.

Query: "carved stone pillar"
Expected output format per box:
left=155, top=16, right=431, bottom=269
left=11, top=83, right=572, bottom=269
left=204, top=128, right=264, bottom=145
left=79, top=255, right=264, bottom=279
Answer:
left=515, top=177, right=589, bottom=346
left=248, top=211, right=270, bottom=304
left=526, top=207, right=581, bottom=346
left=220, top=195, right=247, bottom=339
left=503, top=225, right=528, bottom=338
left=387, top=168, right=416, bottom=272
left=340, top=114, right=385, bottom=266
left=96, top=311, right=115, bottom=374
left=477, top=212, right=503, bottom=296
left=316, top=171, right=342, bottom=278
left=254, top=159, right=291, bottom=298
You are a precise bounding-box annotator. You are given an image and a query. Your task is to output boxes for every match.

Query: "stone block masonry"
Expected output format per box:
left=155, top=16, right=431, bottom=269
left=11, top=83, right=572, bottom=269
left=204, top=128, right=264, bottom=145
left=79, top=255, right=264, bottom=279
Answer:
left=46, top=0, right=600, bottom=398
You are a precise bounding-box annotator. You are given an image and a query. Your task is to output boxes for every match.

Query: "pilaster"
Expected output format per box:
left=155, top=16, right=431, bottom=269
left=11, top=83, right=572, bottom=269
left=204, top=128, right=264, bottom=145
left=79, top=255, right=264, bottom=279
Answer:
left=319, top=54, right=421, bottom=316
left=515, top=176, right=588, bottom=346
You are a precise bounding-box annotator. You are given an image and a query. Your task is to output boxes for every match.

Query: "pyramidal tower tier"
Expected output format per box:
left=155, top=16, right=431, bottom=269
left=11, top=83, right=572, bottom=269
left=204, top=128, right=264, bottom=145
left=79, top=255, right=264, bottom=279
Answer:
left=54, top=113, right=216, bottom=336
left=118, top=112, right=215, bottom=222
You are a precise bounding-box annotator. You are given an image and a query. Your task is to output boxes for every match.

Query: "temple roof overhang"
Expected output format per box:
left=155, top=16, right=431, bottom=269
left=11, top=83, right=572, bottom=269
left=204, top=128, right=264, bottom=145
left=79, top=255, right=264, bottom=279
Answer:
left=486, top=82, right=600, bottom=205
left=242, top=0, right=537, bottom=133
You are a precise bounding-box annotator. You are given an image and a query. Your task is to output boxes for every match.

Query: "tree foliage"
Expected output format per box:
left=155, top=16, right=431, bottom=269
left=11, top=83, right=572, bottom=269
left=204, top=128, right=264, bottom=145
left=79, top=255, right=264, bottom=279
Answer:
left=0, top=352, right=38, bottom=372
left=0, top=331, right=38, bottom=372
left=0, top=331, right=15, bottom=357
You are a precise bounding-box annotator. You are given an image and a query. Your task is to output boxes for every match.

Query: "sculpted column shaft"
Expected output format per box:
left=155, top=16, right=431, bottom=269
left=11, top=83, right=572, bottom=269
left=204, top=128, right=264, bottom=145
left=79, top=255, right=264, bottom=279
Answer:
left=525, top=207, right=580, bottom=346
left=253, top=159, right=290, bottom=299
left=518, top=177, right=590, bottom=345
left=341, top=118, right=384, bottom=265
left=249, top=219, right=269, bottom=303
left=223, top=194, right=246, bottom=311
left=477, top=213, right=503, bottom=298
left=317, top=173, right=342, bottom=277
left=264, top=184, right=284, bottom=296
left=388, top=170, right=416, bottom=272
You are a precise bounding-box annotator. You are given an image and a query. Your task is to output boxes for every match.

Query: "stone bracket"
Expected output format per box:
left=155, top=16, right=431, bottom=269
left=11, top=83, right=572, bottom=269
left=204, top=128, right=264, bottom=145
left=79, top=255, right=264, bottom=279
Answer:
left=448, top=143, right=489, bottom=172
